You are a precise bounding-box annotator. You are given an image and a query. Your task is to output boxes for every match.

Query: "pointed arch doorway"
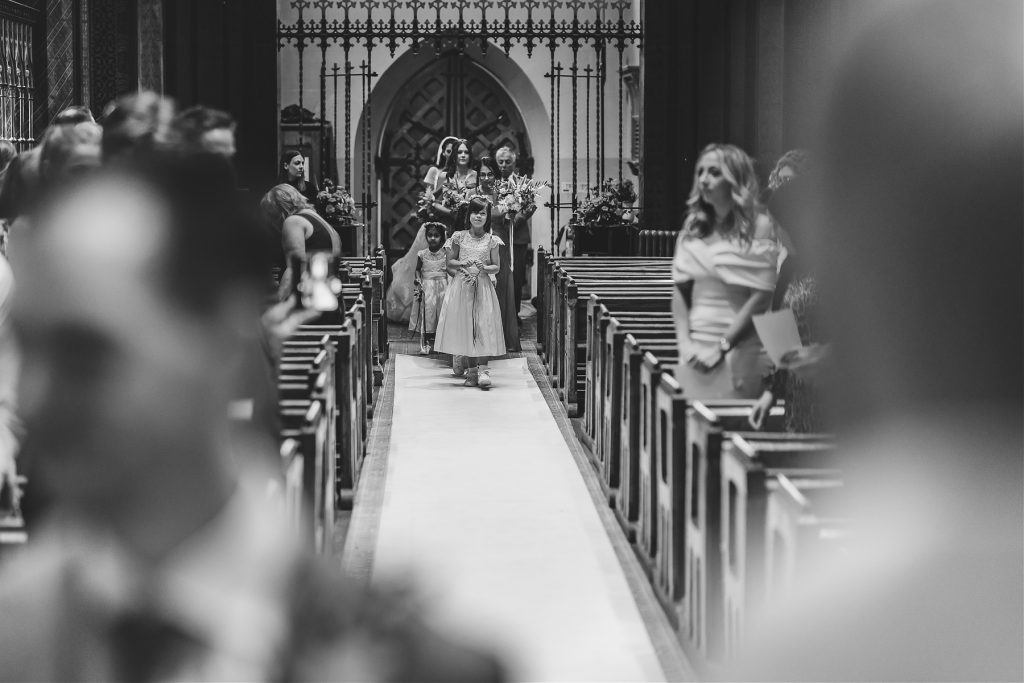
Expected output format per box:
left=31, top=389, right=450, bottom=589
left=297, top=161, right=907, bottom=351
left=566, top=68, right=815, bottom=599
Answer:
left=378, top=52, right=532, bottom=256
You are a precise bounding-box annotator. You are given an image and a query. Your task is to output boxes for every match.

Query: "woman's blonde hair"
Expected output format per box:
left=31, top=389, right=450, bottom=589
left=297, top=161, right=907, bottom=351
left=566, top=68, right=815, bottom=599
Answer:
left=260, top=183, right=311, bottom=226
left=683, top=143, right=763, bottom=243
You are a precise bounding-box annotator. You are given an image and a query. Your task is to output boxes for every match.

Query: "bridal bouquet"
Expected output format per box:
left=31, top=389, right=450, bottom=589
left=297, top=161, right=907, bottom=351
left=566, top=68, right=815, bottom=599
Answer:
left=316, top=179, right=360, bottom=222
left=416, top=180, right=477, bottom=221
left=496, top=174, right=550, bottom=215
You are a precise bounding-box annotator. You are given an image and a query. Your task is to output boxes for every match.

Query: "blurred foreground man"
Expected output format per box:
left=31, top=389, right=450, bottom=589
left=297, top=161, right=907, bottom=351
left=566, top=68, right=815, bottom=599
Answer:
left=0, top=156, right=503, bottom=682
left=732, top=2, right=1023, bottom=681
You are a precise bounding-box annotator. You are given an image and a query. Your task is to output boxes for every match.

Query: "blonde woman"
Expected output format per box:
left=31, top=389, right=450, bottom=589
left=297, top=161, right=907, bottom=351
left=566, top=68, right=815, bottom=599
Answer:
left=260, top=183, right=340, bottom=302
left=672, top=143, right=780, bottom=399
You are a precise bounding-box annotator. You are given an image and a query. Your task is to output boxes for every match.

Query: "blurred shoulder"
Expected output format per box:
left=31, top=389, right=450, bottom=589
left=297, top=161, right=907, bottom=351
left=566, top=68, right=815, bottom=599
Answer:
left=0, top=539, right=68, bottom=678
left=283, top=214, right=311, bottom=232
left=752, top=211, right=776, bottom=240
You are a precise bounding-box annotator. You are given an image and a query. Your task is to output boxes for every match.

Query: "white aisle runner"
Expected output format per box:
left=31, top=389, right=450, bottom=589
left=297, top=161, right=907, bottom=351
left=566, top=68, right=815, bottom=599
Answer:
left=370, top=354, right=665, bottom=682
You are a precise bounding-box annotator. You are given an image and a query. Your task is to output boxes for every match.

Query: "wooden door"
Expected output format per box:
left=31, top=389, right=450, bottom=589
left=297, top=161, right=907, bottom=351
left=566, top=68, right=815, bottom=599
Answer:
left=378, top=52, right=531, bottom=256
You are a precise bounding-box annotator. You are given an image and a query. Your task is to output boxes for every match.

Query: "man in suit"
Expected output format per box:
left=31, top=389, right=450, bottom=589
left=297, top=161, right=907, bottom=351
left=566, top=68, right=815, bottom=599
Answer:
left=495, top=146, right=534, bottom=324
left=0, top=154, right=504, bottom=682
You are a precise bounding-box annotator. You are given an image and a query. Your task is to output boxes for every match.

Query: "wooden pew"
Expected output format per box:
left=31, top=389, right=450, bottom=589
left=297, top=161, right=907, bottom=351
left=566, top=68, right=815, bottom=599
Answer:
left=279, top=438, right=304, bottom=536
left=584, top=299, right=673, bottom=446
left=595, top=319, right=675, bottom=492
left=617, top=344, right=676, bottom=548
left=719, top=433, right=840, bottom=661
left=288, top=318, right=364, bottom=508
left=279, top=346, right=337, bottom=508
left=650, top=389, right=786, bottom=633
left=682, top=402, right=789, bottom=667
left=280, top=401, right=331, bottom=554
left=536, top=253, right=671, bottom=373
left=0, top=476, right=27, bottom=558
left=764, top=472, right=849, bottom=609
left=553, top=274, right=672, bottom=409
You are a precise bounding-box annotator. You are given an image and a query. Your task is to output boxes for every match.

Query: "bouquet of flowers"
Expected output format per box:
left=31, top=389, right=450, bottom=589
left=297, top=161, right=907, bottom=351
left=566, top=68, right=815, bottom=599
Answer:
left=316, top=179, right=360, bottom=222
left=495, top=173, right=551, bottom=215
left=415, top=180, right=476, bottom=221
left=414, top=190, right=436, bottom=221
left=573, top=178, right=637, bottom=226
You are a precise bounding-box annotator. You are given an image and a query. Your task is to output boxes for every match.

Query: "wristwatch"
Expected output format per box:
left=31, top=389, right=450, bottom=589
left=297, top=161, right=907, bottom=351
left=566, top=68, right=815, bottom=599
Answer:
left=718, top=337, right=732, bottom=354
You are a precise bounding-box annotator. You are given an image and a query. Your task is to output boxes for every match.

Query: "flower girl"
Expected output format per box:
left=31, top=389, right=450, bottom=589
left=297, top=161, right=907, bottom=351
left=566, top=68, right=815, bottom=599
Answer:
left=410, top=222, right=449, bottom=354
left=434, top=196, right=506, bottom=389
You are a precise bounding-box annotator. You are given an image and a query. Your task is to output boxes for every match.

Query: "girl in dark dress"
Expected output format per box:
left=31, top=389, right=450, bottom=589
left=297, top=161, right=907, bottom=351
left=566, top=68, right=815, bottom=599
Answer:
left=476, top=155, right=521, bottom=352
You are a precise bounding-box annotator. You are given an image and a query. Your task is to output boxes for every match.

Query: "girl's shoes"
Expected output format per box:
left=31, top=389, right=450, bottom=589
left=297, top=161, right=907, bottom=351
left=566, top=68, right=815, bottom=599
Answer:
left=478, top=369, right=492, bottom=390
left=419, top=342, right=431, bottom=355
left=463, top=368, right=479, bottom=387
left=452, top=355, right=466, bottom=377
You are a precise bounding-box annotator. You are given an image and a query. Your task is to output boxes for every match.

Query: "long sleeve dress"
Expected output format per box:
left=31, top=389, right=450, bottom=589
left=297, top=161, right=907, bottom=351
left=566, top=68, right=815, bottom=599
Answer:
left=481, top=192, right=521, bottom=352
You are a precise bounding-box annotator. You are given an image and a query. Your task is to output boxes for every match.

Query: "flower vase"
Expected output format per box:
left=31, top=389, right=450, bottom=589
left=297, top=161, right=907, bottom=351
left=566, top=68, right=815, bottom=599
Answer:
left=328, top=216, right=361, bottom=256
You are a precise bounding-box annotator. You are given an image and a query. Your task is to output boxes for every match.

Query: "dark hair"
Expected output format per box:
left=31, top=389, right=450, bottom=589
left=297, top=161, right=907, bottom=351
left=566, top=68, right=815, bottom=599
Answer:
left=101, top=91, right=176, bottom=162
left=53, top=105, right=95, bottom=126
left=33, top=153, right=268, bottom=318
left=463, top=195, right=492, bottom=232
left=443, top=139, right=473, bottom=178
left=768, top=149, right=810, bottom=192
left=477, top=155, right=500, bottom=182
left=279, top=149, right=304, bottom=181
left=423, top=221, right=445, bottom=240
left=172, top=105, right=236, bottom=148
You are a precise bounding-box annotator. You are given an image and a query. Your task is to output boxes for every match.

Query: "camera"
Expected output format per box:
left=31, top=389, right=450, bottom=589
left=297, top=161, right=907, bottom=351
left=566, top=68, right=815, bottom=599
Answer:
left=293, top=251, right=344, bottom=312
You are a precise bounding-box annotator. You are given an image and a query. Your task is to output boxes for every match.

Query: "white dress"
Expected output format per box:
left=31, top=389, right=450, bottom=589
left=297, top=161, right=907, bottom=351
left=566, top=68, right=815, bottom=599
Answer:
left=433, top=231, right=507, bottom=358
left=672, top=229, right=781, bottom=398
left=385, top=225, right=429, bottom=322
left=409, top=247, right=448, bottom=334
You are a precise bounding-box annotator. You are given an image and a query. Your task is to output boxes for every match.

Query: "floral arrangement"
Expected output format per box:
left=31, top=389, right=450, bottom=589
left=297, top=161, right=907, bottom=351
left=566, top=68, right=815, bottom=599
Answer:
left=495, top=173, right=551, bottom=215
left=573, top=178, right=638, bottom=226
left=415, top=180, right=485, bottom=221
left=316, top=179, right=360, bottom=222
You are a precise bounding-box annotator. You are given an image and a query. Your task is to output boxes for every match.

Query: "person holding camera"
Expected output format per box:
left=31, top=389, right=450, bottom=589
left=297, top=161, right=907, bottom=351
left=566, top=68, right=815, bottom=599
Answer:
left=260, top=183, right=341, bottom=303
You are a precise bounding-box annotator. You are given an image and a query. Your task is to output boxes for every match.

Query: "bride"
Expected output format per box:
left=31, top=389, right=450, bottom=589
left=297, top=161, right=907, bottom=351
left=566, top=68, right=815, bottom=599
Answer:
left=386, top=136, right=464, bottom=322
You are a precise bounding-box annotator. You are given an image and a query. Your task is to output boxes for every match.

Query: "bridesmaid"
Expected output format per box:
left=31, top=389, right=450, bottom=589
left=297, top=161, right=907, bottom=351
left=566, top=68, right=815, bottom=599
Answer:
left=437, top=138, right=477, bottom=192
left=431, top=139, right=478, bottom=234
left=476, top=155, right=521, bottom=352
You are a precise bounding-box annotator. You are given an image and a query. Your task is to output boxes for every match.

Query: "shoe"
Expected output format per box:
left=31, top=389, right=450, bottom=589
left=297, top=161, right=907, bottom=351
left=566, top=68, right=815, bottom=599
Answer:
left=478, top=369, right=492, bottom=390
left=452, top=355, right=465, bottom=377
left=419, top=343, right=430, bottom=355
left=463, top=368, right=479, bottom=387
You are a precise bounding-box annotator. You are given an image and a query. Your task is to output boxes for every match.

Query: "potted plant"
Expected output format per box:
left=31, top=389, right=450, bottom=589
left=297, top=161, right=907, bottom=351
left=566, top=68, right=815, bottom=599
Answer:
left=571, top=178, right=639, bottom=254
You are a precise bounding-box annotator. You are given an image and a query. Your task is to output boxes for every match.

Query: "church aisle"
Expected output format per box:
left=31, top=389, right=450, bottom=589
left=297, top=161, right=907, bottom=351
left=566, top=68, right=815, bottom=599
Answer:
left=364, top=353, right=666, bottom=682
